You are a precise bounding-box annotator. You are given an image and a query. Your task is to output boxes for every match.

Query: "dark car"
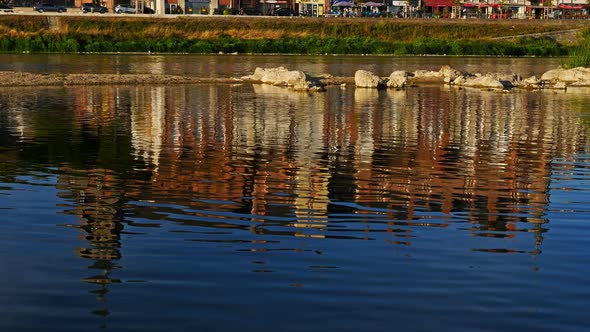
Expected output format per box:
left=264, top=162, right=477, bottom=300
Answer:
left=142, top=6, right=154, bottom=14
left=33, top=3, right=67, bottom=12
left=242, top=7, right=262, bottom=15
left=273, top=7, right=294, bottom=16
left=81, top=3, right=108, bottom=13
left=0, top=4, right=14, bottom=12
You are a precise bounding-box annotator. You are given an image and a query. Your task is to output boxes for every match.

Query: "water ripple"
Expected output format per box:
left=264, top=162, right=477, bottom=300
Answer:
left=1, top=76, right=590, bottom=332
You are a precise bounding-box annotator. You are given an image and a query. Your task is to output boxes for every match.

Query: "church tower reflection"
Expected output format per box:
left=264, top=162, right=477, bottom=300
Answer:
left=57, top=167, right=124, bottom=318
left=55, top=85, right=129, bottom=323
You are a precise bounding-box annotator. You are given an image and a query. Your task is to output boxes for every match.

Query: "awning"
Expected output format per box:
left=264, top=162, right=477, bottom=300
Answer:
left=362, top=1, right=384, bottom=6
left=423, top=0, right=454, bottom=7
left=558, top=4, right=583, bottom=9
left=332, top=0, right=355, bottom=6
left=462, top=2, right=509, bottom=8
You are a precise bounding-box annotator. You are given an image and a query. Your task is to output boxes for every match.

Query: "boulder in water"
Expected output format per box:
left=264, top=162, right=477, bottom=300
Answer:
left=386, top=71, right=408, bottom=89
left=355, top=70, right=383, bottom=88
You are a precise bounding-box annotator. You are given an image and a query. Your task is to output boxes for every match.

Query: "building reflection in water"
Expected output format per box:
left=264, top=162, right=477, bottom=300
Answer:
left=32, top=83, right=588, bottom=284
left=56, top=85, right=589, bottom=248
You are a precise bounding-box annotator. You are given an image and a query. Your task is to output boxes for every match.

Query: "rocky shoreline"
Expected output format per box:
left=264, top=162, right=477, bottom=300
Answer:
left=2, top=66, right=589, bottom=91
left=239, top=66, right=590, bottom=91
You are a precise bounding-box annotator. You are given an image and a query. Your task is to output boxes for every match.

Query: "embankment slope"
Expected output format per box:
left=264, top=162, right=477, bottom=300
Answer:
left=0, top=15, right=587, bottom=55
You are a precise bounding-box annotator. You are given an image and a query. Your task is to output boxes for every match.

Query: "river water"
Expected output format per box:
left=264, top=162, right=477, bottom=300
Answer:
left=0, top=54, right=589, bottom=332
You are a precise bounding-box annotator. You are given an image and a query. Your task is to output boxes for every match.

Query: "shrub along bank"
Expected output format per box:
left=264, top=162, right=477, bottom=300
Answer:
left=0, top=15, right=585, bottom=57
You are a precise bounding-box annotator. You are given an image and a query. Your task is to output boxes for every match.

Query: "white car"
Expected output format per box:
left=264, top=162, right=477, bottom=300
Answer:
left=114, top=4, right=136, bottom=14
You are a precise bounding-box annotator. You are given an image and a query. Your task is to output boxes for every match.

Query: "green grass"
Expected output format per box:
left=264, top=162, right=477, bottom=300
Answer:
left=0, top=34, right=572, bottom=56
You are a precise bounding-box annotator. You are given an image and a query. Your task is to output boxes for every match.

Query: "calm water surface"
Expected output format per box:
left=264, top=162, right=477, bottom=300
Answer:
left=0, top=55, right=589, bottom=332
left=0, top=53, right=563, bottom=77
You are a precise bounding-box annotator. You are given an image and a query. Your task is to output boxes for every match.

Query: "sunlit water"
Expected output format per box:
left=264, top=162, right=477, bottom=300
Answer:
left=0, top=55, right=589, bottom=332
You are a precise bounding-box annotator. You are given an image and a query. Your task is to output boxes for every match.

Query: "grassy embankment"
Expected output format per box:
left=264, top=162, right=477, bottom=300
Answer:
left=0, top=15, right=587, bottom=57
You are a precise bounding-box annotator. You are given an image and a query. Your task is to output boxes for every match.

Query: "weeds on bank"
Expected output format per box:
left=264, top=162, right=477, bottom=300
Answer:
left=0, top=34, right=570, bottom=56
left=563, top=28, right=590, bottom=68
left=2, top=16, right=586, bottom=41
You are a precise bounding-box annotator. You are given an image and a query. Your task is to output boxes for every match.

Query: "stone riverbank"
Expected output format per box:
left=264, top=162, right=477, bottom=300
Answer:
left=1, top=65, right=589, bottom=91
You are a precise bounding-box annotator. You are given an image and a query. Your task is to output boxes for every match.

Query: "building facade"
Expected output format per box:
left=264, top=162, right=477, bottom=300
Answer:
left=45, top=0, right=590, bottom=17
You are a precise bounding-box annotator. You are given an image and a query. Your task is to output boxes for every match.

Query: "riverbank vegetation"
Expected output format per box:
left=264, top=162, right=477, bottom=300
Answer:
left=0, top=15, right=586, bottom=57
left=563, top=28, right=590, bottom=68
left=0, top=34, right=568, bottom=56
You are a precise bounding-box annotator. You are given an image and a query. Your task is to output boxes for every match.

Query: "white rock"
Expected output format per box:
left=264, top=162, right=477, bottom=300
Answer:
left=452, top=76, right=466, bottom=85
left=355, top=70, right=383, bottom=88
left=524, top=76, right=540, bottom=84
left=413, top=70, right=441, bottom=78
left=259, top=68, right=307, bottom=87
left=386, top=71, right=408, bottom=88
left=569, top=80, right=590, bottom=87
left=242, top=67, right=267, bottom=81
left=410, top=69, right=448, bottom=84
left=456, top=75, right=505, bottom=89
left=518, top=75, right=541, bottom=89
left=486, top=73, right=518, bottom=85
left=241, top=67, right=316, bottom=90
left=439, top=65, right=463, bottom=82
left=541, top=67, right=590, bottom=83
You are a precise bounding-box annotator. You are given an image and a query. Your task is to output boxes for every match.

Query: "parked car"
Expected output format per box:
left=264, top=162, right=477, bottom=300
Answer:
left=0, top=4, right=14, bottom=12
left=33, top=3, right=67, bottom=13
left=142, top=6, right=155, bottom=14
left=242, top=7, right=262, bottom=15
left=81, top=3, right=108, bottom=13
left=114, top=4, right=136, bottom=14
left=273, top=7, right=294, bottom=16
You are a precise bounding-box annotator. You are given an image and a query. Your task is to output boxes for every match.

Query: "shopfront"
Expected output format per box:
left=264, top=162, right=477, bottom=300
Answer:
left=260, top=0, right=289, bottom=15
left=185, top=0, right=211, bottom=13
left=423, top=0, right=454, bottom=18
left=297, top=0, right=325, bottom=16
left=388, top=0, right=408, bottom=17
